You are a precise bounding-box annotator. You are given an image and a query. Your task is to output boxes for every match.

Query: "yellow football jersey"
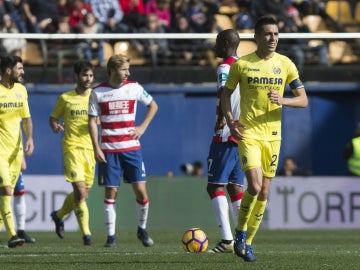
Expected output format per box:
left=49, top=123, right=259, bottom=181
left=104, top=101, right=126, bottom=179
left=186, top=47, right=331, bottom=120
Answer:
left=225, top=52, right=300, bottom=141
left=50, top=89, right=92, bottom=149
left=0, top=83, right=30, bottom=155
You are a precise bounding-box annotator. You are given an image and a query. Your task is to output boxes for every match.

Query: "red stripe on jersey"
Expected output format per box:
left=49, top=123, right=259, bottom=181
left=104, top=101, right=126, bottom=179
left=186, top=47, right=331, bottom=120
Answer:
left=103, top=145, right=141, bottom=153
left=101, top=120, right=135, bottom=129
left=100, top=100, right=135, bottom=115
left=210, top=190, right=226, bottom=199
left=212, top=136, right=238, bottom=144
left=231, top=192, right=243, bottom=202
left=222, top=56, right=237, bottom=66
left=102, top=134, right=134, bottom=143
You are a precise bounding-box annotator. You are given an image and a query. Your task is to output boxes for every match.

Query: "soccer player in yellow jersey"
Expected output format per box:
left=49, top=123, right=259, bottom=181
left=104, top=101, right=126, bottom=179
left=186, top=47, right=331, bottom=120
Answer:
left=221, top=16, right=308, bottom=262
left=0, top=55, right=34, bottom=248
left=49, top=60, right=95, bottom=245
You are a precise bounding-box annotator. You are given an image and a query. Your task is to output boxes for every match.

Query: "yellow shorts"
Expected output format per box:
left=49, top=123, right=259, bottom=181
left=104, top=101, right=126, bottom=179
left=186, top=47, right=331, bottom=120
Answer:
left=63, top=147, right=95, bottom=188
left=238, top=138, right=281, bottom=178
left=0, top=151, right=23, bottom=188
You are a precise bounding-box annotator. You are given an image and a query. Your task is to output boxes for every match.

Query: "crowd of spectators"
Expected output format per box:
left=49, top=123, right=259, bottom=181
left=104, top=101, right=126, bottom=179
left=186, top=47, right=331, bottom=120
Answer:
left=0, top=0, right=334, bottom=67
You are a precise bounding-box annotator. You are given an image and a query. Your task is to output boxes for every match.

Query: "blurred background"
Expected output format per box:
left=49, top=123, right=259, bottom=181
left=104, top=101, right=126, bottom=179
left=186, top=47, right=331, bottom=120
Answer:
left=1, top=0, right=359, bottom=176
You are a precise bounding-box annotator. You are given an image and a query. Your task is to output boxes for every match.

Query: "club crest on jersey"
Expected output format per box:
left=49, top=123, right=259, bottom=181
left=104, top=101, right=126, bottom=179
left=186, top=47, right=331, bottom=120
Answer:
left=273, top=67, right=281, bottom=75
left=16, top=92, right=22, bottom=99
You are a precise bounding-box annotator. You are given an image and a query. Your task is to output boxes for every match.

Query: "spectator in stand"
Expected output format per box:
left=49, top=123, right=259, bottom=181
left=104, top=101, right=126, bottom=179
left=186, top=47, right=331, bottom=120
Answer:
left=250, top=0, right=291, bottom=23
left=277, top=5, right=329, bottom=75
left=89, top=0, right=129, bottom=34
left=204, top=0, right=220, bottom=16
left=170, top=0, right=188, bottom=28
left=47, top=9, right=83, bottom=82
left=234, top=12, right=254, bottom=32
left=169, top=14, right=203, bottom=65
left=277, top=156, right=311, bottom=176
left=3, top=0, right=27, bottom=33
left=58, top=0, right=67, bottom=13
left=22, top=0, right=58, bottom=33
left=145, top=0, right=171, bottom=29
left=186, top=0, right=207, bottom=32
left=66, top=0, right=93, bottom=32
left=57, top=9, right=72, bottom=34
left=0, top=13, right=27, bottom=56
left=132, top=13, right=171, bottom=66
left=119, top=0, right=146, bottom=32
left=0, top=1, right=5, bottom=17
left=236, top=0, right=251, bottom=11
left=291, top=0, right=312, bottom=16
left=119, top=0, right=145, bottom=15
left=76, top=11, right=105, bottom=67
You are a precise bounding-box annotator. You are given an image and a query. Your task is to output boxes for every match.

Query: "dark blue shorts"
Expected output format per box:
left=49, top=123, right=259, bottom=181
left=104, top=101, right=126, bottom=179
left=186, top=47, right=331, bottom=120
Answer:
left=207, top=141, right=245, bottom=186
left=98, top=150, right=146, bottom=187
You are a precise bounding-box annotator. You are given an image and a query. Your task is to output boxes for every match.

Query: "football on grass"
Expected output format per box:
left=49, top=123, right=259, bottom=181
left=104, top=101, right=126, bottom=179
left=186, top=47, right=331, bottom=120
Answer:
left=181, top=228, right=208, bottom=253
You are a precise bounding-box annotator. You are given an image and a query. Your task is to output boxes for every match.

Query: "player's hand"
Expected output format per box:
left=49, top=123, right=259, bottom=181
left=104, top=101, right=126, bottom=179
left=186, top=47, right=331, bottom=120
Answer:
left=129, top=126, right=145, bottom=140
left=24, top=138, right=34, bottom=156
left=268, top=89, right=283, bottom=105
left=95, top=148, right=106, bottom=163
left=52, top=122, right=64, bottom=133
left=228, top=122, right=245, bottom=140
left=214, top=118, right=226, bottom=132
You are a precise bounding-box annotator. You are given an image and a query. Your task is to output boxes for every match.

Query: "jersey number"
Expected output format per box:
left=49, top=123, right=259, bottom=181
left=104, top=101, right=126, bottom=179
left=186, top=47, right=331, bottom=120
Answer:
left=270, top=154, right=278, bottom=167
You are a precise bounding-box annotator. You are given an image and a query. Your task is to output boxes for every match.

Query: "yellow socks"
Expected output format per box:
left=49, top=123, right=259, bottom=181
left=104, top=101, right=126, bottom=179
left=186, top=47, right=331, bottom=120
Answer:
left=55, top=192, right=91, bottom=236
left=246, top=200, right=267, bottom=245
left=0, top=195, right=16, bottom=238
left=74, top=201, right=91, bottom=236
left=57, top=192, right=75, bottom=219
left=236, top=190, right=258, bottom=232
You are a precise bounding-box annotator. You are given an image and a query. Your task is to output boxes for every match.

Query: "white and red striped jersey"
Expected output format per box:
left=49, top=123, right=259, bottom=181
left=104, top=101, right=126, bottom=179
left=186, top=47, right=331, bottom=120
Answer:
left=89, top=81, right=153, bottom=153
left=213, top=56, right=240, bottom=143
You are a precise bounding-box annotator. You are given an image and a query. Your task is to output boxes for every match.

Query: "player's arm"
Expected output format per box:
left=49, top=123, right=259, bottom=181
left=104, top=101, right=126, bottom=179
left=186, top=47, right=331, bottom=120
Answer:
left=214, top=87, right=226, bottom=132
left=268, top=79, right=308, bottom=108
left=49, top=116, right=64, bottom=133
left=22, top=117, right=34, bottom=156
left=287, top=85, right=308, bottom=108
left=19, top=130, right=27, bottom=171
left=131, top=100, right=158, bottom=140
left=221, top=87, right=245, bottom=140
left=88, top=115, right=106, bottom=163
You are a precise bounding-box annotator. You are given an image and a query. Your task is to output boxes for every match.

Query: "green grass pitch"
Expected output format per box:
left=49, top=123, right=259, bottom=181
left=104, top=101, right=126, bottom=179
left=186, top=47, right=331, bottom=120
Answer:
left=1, top=229, right=359, bottom=270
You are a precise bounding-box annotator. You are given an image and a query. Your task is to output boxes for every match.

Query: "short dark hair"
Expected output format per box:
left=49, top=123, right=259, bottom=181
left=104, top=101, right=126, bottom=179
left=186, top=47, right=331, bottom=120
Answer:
left=73, top=59, right=93, bottom=75
left=0, top=55, right=22, bottom=74
left=218, top=29, right=240, bottom=48
left=254, top=16, right=277, bottom=35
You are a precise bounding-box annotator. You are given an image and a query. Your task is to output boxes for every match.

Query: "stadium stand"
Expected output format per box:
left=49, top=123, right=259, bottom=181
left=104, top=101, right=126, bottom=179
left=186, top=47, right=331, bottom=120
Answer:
left=0, top=0, right=355, bottom=83
left=302, top=14, right=330, bottom=32
left=328, top=40, right=358, bottom=64
left=113, top=41, right=147, bottom=66
left=355, top=1, right=360, bottom=23
left=325, top=0, right=357, bottom=27
left=236, top=40, right=257, bottom=57
left=214, top=14, right=234, bottom=30
left=22, top=42, right=44, bottom=66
